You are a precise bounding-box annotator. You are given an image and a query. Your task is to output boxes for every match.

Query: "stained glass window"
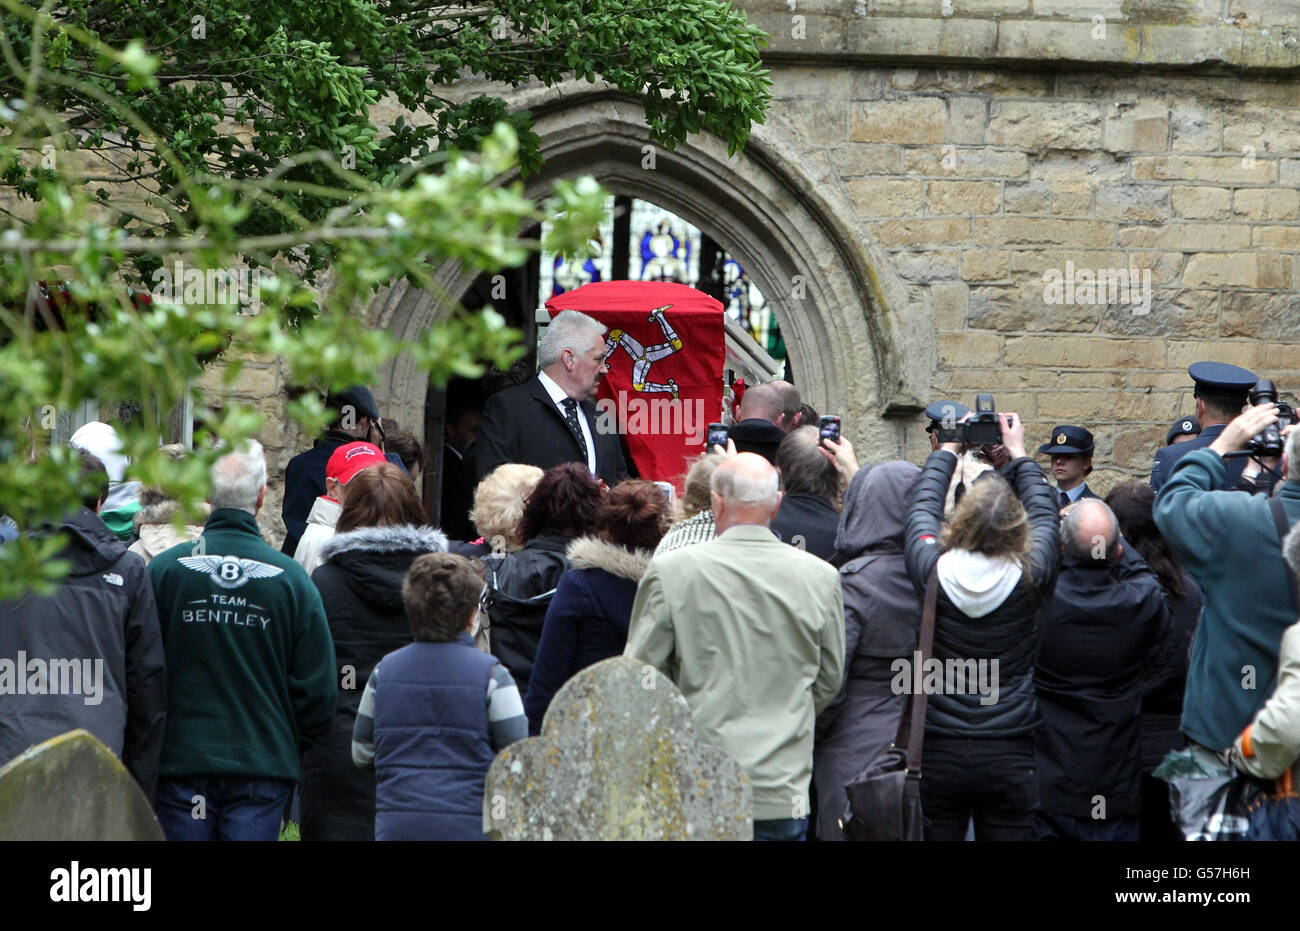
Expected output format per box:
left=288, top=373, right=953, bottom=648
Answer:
left=629, top=200, right=699, bottom=285
left=537, top=197, right=785, bottom=365
left=538, top=195, right=616, bottom=299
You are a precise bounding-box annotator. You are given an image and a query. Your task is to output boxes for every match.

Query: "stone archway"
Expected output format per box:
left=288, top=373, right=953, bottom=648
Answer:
left=370, top=91, right=930, bottom=459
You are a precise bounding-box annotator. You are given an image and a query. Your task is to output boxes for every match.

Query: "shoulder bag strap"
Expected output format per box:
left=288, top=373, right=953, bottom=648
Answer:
left=894, top=565, right=940, bottom=775
left=1269, top=498, right=1299, bottom=611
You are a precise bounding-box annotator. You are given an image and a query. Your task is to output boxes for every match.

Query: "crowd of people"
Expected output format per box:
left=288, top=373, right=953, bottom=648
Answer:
left=3, top=310, right=1299, bottom=843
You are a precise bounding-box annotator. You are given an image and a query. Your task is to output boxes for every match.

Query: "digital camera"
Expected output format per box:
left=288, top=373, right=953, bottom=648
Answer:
left=934, top=394, right=1002, bottom=446
left=1245, top=379, right=1296, bottom=458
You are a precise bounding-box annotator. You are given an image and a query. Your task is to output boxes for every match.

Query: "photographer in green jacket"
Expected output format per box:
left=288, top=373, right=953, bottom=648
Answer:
left=1154, top=403, right=1300, bottom=765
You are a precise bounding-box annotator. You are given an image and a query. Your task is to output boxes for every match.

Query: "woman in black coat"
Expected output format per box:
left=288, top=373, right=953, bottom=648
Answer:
left=903, top=412, right=1060, bottom=841
left=1106, top=480, right=1204, bottom=841
left=812, top=461, right=922, bottom=841
left=524, top=481, right=668, bottom=734
left=300, top=464, right=447, bottom=841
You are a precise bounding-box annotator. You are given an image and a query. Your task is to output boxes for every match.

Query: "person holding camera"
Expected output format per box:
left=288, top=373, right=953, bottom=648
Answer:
left=1153, top=402, right=1300, bottom=770
left=923, top=400, right=970, bottom=453
left=1149, top=362, right=1256, bottom=493
left=903, top=405, right=1061, bottom=841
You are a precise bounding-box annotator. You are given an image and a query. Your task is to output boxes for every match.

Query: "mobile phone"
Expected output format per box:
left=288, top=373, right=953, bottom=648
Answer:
left=707, top=422, right=729, bottom=449
left=653, top=481, right=676, bottom=507
left=819, top=415, right=841, bottom=445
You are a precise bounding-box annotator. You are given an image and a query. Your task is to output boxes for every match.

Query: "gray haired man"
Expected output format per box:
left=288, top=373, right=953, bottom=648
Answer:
left=625, top=453, right=845, bottom=841
left=470, top=309, right=630, bottom=484
left=148, top=440, right=336, bottom=841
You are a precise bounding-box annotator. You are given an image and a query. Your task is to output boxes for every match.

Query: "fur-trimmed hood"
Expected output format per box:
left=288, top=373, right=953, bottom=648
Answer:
left=133, top=497, right=210, bottom=530
left=318, top=523, right=449, bottom=563
left=566, top=536, right=653, bottom=583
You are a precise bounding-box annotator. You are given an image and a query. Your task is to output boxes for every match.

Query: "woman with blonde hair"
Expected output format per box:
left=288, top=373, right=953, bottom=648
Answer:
left=903, top=411, right=1059, bottom=841
left=655, top=451, right=724, bottom=555
left=451, top=463, right=544, bottom=559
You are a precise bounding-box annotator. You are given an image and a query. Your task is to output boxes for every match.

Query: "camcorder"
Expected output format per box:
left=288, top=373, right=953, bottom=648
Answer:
left=934, top=394, right=1003, bottom=446
left=1234, top=379, right=1297, bottom=459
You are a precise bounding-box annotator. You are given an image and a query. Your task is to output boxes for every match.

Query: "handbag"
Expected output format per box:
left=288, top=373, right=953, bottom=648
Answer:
left=1155, top=746, right=1269, bottom=841
left=840, top=565, right=939, bottom=841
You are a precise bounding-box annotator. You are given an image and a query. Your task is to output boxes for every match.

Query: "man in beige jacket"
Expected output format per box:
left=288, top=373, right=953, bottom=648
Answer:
left=624, top=452, right=845, bottom=841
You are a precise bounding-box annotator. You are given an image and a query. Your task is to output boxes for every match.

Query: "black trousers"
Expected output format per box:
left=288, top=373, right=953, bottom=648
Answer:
left=921, top=735, right=1038, bottom=841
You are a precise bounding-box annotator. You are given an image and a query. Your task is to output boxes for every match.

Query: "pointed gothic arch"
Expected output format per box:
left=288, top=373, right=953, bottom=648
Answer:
left=369, top=91, right=930, bottom=457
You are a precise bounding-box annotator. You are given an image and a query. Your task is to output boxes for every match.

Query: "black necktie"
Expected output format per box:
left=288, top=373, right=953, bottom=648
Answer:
left=1058, top=490, right=1070, bottom=509
left=561, top=397, right=589, bottom=462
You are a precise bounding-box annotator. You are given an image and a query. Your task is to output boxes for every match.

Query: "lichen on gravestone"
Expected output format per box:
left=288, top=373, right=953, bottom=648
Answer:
left=0, top=729, right=163, bottom=841
left=483, top=656, right=752, bottom=841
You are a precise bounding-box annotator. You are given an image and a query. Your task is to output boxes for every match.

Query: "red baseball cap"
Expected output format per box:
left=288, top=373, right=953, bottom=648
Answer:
left=327, top=441, right=386, bottom=486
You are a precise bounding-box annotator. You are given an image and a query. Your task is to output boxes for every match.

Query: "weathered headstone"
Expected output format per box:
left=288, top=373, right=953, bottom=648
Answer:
left=483, top=655, right=752, bottom=840
left=0, top=729, right=164, bottom=840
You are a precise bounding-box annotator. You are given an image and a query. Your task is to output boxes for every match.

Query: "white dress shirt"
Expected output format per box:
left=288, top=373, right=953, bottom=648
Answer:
left=536, top=370, right=597, bottom=474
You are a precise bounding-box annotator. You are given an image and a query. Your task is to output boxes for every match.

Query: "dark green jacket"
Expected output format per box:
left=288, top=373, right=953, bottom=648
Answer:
left=1153, top=448, right=1300, bottom=751
left=148, top=508, right=336, bottom=782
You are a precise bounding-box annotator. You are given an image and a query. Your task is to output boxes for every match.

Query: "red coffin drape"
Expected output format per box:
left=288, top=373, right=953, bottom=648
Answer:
left=545, top=281, right=725, bottom=493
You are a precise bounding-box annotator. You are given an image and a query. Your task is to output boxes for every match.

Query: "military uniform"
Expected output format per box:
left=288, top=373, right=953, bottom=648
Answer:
left=1038, top=424, right=1100, bottom=506
left=1150, top=363, right=1256, bottom=493
left=1166, top=415, right=1200, bottom=446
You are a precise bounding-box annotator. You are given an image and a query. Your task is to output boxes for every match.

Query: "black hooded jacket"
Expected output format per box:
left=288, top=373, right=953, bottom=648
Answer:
left=300, top=523, right=448, bottom=841
left=904, top=452, right=1061, bottom=738
left=482, top=534, right=572, bottom=698
left=0, top=507, right=167, bottom=800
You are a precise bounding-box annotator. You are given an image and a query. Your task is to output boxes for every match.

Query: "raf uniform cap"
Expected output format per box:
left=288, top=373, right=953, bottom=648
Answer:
left=1037, top=424, right=1094, bottom=456
left=1188, top=361, right=1257, bottom=403
left=1166, top=416, right=1200, bottom=446
left=924, top=400, right=971, bottom=433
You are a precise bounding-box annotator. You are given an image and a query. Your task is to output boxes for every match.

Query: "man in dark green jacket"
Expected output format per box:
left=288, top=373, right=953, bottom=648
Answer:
left=1153, top=403, right=1300, bottom=759
left=148, top=440, right=336, bottom=841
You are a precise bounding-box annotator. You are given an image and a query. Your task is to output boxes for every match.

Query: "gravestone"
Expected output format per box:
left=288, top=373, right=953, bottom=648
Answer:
left=0, top=729, right=164, bottom=841
left=483, top=655, right=752, bottom=840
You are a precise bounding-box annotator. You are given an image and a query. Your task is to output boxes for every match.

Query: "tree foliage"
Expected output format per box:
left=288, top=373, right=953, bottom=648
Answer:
left=1, top=0, right=771, bottom=284
left=0, top=0, right=770, bottom=600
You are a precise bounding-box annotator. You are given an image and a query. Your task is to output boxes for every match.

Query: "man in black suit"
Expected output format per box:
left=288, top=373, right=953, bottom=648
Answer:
left=727, top=383, right=789, bottom=464
left=1038, top=424, right=1101, bottom=510
left=440, top=405, right=481, bottom=541
left=470, top=310, right=630, bottom=485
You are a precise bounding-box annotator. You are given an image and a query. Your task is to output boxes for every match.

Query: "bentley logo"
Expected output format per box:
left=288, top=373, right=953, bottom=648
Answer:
left=178, top=555, right=285, bottom=590
left=1056, top=433, right=1067, bottom=445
